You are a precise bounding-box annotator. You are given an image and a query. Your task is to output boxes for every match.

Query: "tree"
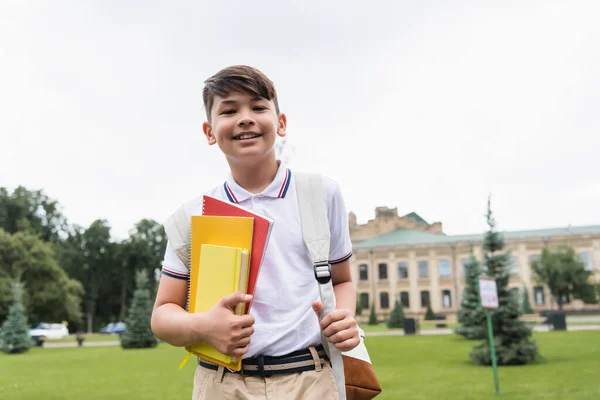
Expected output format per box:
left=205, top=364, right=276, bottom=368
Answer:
left=456, top=253, right=486, bottom=339
left=424, top=303, right=436, bottom=320
left=387, top=301, right=405, bottom=329
left=120, top=270, right=158, bottom=349
left=368, top=304, right=377, bottom=325
left=0, top=282, right=33, bottom=354
left=520, top=285, right=534, bottom=315
left=115, top=219, right=167, bottom=320
left=0, top=229, right=83, bottom=325
left=355, top=297, right=363, bottom=316
left=531, top=245, right=593, bottom=310
left=0, top=186, right=68, bottom=243
left=55, top=220, right=116, bottom=332
left=470, top=198, right=538, bottom=366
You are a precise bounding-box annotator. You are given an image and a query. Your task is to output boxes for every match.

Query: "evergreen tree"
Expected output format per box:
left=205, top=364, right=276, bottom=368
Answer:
left=456, top=252, right=486, bottom=339
left=120, top=270, right=157, bottom=349
left=387, top=301, right=405, bottom=328
left=0, top=282, right=33, bottom=354
left=424, top=302, right=436, bottom=320
left=520, top=285, right=534, bottom=315
left=368, top=304, right=378, bottom=325
left=355, top=297, right=363, bottom=316
left=470, top=198, right=538, bottom=366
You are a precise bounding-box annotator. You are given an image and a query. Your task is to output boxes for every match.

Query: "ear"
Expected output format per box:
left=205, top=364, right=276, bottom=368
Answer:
left=203, top=122, right=217, bottom=145
left=277, top=113, right=287, bottom=138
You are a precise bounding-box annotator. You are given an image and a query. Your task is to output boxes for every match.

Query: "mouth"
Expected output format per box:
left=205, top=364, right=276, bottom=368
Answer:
left=232, top=132, right=262, bottom=141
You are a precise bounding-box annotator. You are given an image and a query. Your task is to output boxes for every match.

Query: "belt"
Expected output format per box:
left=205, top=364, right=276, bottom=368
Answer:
left=198, top=345, right=328, bottom=377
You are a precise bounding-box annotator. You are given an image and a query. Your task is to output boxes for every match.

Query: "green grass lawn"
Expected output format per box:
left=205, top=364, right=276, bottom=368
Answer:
left=1, top=331, right=599, bottom=399
left=45, top=333, right=120, bottom=344
left=360, top=322, right=459, bottom=332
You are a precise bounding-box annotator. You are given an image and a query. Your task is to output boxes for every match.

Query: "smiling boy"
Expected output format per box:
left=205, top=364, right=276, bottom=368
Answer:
left=151, top=65, right=358, bottom=399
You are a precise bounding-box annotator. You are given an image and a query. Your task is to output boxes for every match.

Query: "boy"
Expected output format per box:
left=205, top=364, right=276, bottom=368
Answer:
left=151, top=65, right=359, bottom=399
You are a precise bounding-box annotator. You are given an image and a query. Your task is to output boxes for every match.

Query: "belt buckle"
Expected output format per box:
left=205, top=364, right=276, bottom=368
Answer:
left=257, top=355, right=272, bottom=377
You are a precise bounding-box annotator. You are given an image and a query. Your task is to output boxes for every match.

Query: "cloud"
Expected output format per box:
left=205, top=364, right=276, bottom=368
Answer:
left=1, top=1, right=599, bottom=239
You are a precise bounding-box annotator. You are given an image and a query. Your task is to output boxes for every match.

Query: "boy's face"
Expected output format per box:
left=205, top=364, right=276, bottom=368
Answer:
left=202, top=92, right=286, bottom=165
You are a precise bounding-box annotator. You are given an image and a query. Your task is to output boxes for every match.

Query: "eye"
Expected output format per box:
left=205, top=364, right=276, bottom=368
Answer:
left=253, top=106, right=268, bottom=111
left=220, top=109, right=236, bottom=115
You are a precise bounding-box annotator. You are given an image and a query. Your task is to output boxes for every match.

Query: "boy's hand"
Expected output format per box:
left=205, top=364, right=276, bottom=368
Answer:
left=312, top=300, right=360, bottom=352
left=201, top=292, right=255, bottom=358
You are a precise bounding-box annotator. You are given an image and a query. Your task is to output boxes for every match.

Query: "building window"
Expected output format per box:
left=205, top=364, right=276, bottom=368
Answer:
left=380, top=292, right=389, bottom=309
left=579, top=252, right=593, bottom=271
left=439, top=259, right=451, bottom=277
left=418, top=260, right=429, bottom=278
left=400, top=291, right=410, bottom=308
left=509, top=256, right=519, bottom=275
left=398, top=262, right=408, bottom=279
left=420, top=290, right=430, bottom=308
left=360, top=293, right=369, bottom=309
left=509, top=287, right=520, bottom=304
left=442, top=290, right=452, bottom=308
left=378, top=263, right=388, bottom=280
left=359, top=264, right=368, bottom=281
left=529, top=254, right=541, bottom=276
left=533, top=286, right=544, bottom=306
left=461, top=257, right=474, bottom=276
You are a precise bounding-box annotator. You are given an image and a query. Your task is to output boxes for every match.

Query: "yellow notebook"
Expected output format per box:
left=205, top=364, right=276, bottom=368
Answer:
left=185, top=244, right=249, bottom=370
left=181, top=215, right=254, bottom=371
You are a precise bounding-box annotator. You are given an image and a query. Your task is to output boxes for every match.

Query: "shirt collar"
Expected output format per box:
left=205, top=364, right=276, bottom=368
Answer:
left=223, top=161, right=292, bottom=204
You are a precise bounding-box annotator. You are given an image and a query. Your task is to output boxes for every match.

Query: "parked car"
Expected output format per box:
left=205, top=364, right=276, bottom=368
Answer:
left=99, top=322, right=126, bottom=334
left=29, top=323, right=69, bottom=340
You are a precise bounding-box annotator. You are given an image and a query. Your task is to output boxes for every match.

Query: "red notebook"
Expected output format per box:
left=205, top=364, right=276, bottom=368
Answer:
left=202, top=195, right=274, bottom=313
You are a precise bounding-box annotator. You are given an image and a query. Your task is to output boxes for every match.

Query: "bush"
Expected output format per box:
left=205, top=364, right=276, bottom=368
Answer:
left=368, top=304, right=378, bottom=325
left=387, top=301, right=405, bottom=329
left=424, top=303, right=436, bottom=320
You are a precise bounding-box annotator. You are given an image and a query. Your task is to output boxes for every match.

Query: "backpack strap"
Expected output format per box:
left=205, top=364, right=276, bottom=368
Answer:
left=163, top=205, right=190, bottom=269
left=295, top=172, right=347, bottom=400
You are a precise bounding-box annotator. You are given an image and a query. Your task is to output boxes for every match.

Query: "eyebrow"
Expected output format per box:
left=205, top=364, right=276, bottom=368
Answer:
left=218, top=96, right=265, bottom=106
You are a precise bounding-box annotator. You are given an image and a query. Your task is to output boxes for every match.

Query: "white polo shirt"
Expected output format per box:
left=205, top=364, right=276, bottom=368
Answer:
left=161, top=162, right=353, bottom=358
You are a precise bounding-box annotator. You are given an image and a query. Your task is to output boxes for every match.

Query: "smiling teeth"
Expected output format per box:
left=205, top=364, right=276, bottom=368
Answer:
left=236, top=134, right=260, bottom=140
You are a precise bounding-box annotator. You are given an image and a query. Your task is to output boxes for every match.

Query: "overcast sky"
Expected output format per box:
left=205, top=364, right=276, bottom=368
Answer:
left=2, top=1, right=599, bottom=240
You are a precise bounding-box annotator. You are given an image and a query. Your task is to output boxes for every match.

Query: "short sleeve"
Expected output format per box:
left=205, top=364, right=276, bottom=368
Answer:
left=326, top=179, right=353, bottom=265
left=161, top=241, right=189, bottom=280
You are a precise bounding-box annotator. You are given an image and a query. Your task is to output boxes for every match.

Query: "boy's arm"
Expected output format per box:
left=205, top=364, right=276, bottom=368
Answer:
left=151, top=275, right=201, bottom=347
left=151, top=275, right=255, bottom=356
left=331, top=259, right=356, bottom=316
left=312, top=259, right=360, bottom=352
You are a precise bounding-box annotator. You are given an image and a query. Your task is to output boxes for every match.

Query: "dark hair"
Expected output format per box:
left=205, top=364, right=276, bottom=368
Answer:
left=203, top=65, right=280, bottom=121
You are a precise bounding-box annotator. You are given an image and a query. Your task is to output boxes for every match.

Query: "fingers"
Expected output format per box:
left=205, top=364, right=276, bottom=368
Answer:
left=231, top=345, right=249, bottom=358
left=323, top=319, right=357, bottom=341
left=233, top=326, right=254, bottom=341
left=320, top=309, right=350, bottom=331
left=238, top=314, right=255, bottom=328
left=220, top=292, right=253, bottom=310
left=312, top=300, right=323, bottom=317
left=333, top=336, right=360, bottom=352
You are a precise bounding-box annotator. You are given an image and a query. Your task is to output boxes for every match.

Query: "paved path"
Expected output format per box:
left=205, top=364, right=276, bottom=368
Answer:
left=567, top=316, right=600, bottom=323
left=39, top=325, right=600, bottom=347
left=43, top=341, right=120, bottom=348
left=364, top=324, right=600, bottom=337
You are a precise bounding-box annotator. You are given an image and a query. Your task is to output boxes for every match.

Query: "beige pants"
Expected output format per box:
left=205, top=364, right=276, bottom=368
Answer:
left=192, top=361, right=339, bottom=400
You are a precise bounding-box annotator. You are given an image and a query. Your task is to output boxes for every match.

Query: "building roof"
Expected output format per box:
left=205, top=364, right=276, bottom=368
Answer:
left=403, top=212, right=428, bottom=225
left=353, top=224, right=600, bottom=249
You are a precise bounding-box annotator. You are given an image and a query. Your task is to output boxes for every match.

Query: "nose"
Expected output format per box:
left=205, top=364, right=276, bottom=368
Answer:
left=237, top=109, right=255, bottom=127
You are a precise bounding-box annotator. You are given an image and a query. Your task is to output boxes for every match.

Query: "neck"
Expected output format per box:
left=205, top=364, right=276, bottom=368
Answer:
left=228, top=156, right=280, bottom=194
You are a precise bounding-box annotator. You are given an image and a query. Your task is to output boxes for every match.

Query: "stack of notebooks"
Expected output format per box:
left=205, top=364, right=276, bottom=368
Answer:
left=179, top=195, right=274, bottom=371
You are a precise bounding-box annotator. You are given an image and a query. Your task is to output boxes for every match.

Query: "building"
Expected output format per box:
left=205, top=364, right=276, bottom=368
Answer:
left=349, top=207, right=600, bottom=320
